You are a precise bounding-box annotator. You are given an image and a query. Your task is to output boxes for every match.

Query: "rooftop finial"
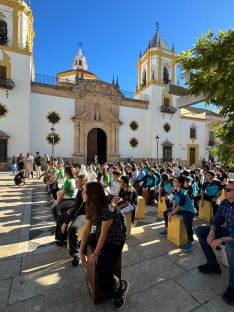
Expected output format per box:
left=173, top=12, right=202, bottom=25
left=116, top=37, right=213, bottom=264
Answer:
left=155, top=22, right=160, bottom=33
left=139, top=50, right=142, bottom=59
left=172, top=43, right=175, bottom=52
left=112, top=75, right=115, bottom=85
left=116, top=76, right=119, bottom=89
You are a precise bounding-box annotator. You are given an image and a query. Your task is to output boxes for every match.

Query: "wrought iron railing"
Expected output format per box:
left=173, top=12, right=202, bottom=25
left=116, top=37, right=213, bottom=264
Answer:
left=32, top=73, right=149, bottom=101
left=160, top=105, right=177, bottom=114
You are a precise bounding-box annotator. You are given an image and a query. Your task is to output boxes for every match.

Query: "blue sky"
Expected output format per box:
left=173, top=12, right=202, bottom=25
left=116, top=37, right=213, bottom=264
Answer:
left=31, top=0, right=233, bottom=108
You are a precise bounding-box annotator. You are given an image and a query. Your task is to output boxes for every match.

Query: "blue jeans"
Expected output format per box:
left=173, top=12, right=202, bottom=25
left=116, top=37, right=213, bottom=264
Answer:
left=195, top=225, right=234, bottom=287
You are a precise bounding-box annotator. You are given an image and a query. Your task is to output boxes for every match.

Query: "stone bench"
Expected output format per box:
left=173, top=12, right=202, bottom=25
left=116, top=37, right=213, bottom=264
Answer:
left=86, top=245, right=121, bottom=304
left=199, top=200, right=213, bottom=222
left=167, top=215, right=188, bottom=247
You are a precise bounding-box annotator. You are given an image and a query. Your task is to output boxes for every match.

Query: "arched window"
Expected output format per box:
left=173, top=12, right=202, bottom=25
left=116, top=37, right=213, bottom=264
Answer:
left=142, top=68, right=146, bottom=86
left=78, top=60, right=82, bottom=66
left=0, top=20, right=8, bottom=46
left=163, top=66, right=170, bottom=84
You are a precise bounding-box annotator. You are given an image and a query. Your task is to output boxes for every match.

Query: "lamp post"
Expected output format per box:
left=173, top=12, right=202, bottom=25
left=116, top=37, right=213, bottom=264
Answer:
left=156, top=135, right=160, bottom=162
left=50, top=125, right=55, bottom=162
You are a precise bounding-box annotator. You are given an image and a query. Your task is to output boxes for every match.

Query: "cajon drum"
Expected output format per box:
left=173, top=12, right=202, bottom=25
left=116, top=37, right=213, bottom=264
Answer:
left=221, top=245, right=229, bottom=268
left=199, top=200, right=213, bottom=222
left=87, top=245, right=121, bottom=304
left=167, top=215, right=188, bottom=247
left=135, top=196, right=145, bottom=219
left=157, top=197, right=167, bottom=217
left=125, top=212, right=132, bottom=235
left=142, top=189, right=149, bottom=205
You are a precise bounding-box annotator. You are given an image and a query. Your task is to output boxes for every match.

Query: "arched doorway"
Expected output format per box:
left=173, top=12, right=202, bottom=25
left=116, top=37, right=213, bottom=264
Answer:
left=87, top=128, right=107, bottom=164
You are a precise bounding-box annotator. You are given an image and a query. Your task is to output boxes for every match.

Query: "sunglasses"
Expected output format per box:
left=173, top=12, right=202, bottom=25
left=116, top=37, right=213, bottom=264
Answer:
left=224, top=187, right=234, bottom=192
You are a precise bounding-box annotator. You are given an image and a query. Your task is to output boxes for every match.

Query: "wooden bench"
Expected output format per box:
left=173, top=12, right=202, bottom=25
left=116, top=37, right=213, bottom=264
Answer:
left=167, top=215, right=188, bottom=247
left=135, top=196, right=145, bottom=219
left=157, top=197, right=167, bottom=217
left=199, top=200, right=213, bottom=222
left=87, top=245, right=121, bottom=304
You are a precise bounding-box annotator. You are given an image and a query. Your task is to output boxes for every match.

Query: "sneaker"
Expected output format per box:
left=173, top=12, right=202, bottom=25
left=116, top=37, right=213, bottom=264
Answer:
left=184, top=242, right=193, bottom=253
left=72, top=256, right=80, bottom=267
left=198, top=263, right=222, bottom=274
left=222, top=285, right=234, bottom=305
left=113, top=280, right=130, bottom=310
left=159, top=229, right=168, bottom=237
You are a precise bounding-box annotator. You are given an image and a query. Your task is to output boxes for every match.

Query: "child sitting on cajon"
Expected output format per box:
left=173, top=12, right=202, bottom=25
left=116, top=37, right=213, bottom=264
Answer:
left=159, top=176, right=195, bottom=253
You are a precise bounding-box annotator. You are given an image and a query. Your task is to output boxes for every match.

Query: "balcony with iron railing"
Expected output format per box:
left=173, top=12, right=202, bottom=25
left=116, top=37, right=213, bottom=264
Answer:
left=160, top=105, right=177, bottom=114
left=32, top=73, right=149, bottom=101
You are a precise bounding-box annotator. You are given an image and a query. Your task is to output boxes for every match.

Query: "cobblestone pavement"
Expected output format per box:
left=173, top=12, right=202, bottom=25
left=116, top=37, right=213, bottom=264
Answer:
left=0, top=172, right=232, bottom=312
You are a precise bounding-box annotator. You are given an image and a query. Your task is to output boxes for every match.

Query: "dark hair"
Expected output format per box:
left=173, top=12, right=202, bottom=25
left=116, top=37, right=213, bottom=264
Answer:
left=181, top=170, right=190, bottom=177
left=113, top=170, right=121, bottom=176
left=74, top=163, right=81, bottom=169
left=85, top=182, right=109, bottom=220
left=166, top=168, right=173, bottom=174
left=161, top=173, right=169, bottom=181
left=207, top=170, right=215, bottom=177
left=64, top=166, right=74, bottom=179
left=174, top=176, right=185, bottom=185
left=121, top=175, right=130, bottom=186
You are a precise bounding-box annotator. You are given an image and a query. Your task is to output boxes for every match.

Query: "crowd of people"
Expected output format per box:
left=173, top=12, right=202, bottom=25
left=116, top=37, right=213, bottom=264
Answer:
left=13, top=155, right=234, bottom=308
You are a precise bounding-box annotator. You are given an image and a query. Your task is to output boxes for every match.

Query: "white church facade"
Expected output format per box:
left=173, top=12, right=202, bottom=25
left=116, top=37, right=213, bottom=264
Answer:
left=0, top=0, right=222, bottom=169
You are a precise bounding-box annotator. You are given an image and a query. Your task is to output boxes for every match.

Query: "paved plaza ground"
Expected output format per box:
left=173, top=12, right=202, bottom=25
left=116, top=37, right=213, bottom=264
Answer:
left=0, top=172, right=233, bottom=312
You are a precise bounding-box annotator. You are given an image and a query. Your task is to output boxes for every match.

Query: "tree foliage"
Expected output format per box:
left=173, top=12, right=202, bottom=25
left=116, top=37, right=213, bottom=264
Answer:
left=177, top=29, right=234, bottom=162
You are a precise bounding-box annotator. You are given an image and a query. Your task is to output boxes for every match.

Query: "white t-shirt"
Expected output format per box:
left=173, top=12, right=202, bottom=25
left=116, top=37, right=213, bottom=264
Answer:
left=110, top=180, right=120, bottom=196
left=87, top=171, right=97, bottom=183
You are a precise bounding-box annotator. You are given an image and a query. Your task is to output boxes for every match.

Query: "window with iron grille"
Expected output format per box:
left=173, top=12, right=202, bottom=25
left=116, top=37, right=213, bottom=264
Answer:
left=190, top=127, right=196, bottom=139
left=0, top=66, right=6, bottom=82
left=0, top=20, right=8, bottom=46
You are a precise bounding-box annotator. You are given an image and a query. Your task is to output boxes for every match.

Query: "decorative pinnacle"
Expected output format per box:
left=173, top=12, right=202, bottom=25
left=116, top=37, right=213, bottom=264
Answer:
left=172, top=43, right=175, bottom=52
left=155, top=22, right=160, bottom=32
left=116, top=76, right=119, bottom=88
left=112, top=75, right=115, bottom=85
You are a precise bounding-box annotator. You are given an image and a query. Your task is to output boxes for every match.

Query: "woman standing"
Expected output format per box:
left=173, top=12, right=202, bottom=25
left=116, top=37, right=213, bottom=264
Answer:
left=80, top=182, right=129, bottom=310
left=25, top=153, right=34, bottom=179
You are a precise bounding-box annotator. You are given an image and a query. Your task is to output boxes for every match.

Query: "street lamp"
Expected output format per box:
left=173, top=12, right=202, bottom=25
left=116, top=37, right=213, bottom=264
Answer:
left=156, top=135, right=160, bottom=162
left=50, top=125, right=55, bottom=162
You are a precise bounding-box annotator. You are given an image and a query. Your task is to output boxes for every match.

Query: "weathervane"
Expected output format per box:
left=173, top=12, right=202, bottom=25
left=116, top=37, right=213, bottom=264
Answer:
left=78, top=42, right=83, bottom=49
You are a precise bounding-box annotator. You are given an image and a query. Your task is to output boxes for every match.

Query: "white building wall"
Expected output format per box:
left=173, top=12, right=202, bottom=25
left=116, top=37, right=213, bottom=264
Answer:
left=119, top=106, right=149, bottom=159
left=0, top=50, right=31, bottom=157
left=30, top=93, right=75, bottom=158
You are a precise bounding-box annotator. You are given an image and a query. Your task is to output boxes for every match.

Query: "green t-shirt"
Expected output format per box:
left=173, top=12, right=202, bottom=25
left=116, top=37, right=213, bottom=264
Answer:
left=57, top=168, right=64, bottom=179
left=62, top=178, right=77, bottom=198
